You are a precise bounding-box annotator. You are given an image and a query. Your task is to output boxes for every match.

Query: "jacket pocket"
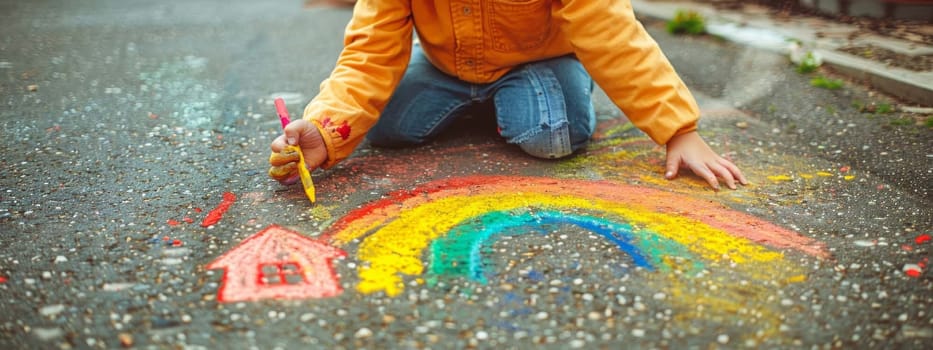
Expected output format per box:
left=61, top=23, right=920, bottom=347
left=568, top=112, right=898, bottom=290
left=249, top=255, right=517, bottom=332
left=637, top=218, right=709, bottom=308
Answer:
left=488, top=0, right=552, bottom=52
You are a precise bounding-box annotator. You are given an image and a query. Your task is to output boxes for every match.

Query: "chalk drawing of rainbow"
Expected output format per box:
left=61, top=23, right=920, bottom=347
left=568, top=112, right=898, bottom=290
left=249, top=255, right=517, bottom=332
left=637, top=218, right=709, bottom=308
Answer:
left=321, top=175, right=828, bottom=297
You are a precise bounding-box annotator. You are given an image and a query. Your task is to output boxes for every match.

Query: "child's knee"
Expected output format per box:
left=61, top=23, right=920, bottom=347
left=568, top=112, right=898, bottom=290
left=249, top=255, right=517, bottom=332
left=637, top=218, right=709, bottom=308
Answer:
left=517, top=124, right=575, bottom=159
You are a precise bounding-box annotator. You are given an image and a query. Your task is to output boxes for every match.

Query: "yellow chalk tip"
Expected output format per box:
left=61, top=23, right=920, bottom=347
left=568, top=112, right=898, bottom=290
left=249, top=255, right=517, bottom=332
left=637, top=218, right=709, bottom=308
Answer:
left=286, top=145, right=316, bottom=204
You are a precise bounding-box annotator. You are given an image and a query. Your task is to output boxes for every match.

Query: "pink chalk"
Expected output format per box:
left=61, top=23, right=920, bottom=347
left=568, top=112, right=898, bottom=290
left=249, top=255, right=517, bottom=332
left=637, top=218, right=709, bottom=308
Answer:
left=274, top=98, right=291, bottom=129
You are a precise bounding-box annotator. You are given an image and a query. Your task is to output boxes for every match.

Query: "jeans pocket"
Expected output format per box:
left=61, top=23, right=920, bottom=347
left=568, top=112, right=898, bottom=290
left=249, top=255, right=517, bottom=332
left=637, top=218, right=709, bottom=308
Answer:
left=488, top=0, right=552, bottom=52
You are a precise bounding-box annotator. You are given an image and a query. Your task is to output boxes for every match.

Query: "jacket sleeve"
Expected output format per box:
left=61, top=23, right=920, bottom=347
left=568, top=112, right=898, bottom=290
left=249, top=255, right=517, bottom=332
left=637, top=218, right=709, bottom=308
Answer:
left=556, top=0, right=699, bottom=145
left=303, top=0, right=414, bottom=168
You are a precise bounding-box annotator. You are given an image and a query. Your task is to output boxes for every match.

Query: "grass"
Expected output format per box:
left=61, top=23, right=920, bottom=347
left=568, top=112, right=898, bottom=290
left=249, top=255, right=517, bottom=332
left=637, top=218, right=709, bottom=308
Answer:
left=851, top=100, right=928, bottom=130
left=787, top=38, right=821, bottom=74
left=890, top=118, right=914, bottom=126
left=667, top=10, right=706, bottom=35
left=876, top=103, right=894, bottom=114
left=810, top=76, right=844, bottom=90
left=853, top=100, right=896, bottom=114
left=795, top=52, right=821, bottom=74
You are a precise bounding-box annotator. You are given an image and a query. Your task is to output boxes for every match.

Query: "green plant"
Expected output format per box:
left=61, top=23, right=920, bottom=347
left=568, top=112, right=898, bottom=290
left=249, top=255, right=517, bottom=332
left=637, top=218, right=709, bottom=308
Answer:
left=889, top=118, right=913, bottom=126
left=925, top=116, right=933, bottom=128
left=667, top=10, right=706, bottom=35
left=810, top=76, right=843, bottom=90
left=876, top=103, right=894, bottom=114
left=855, top=101, right=896, bottom=114
left=795, top=52, right=821, bottom=73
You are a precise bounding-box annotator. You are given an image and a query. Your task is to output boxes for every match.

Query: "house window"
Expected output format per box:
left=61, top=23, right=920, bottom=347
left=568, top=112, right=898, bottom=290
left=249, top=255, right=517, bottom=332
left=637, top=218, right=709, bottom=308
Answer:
left=258, top=262, right=304, bottom=285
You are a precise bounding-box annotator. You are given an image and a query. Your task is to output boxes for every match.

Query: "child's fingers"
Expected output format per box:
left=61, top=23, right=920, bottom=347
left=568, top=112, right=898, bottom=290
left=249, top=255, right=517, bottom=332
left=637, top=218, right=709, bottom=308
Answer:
left=268, top=149, right=301, bottom=185
left=268, top=162, right=299, bottom=184
left=719, top=158, right=748, bottom=185
left=269, top=149, right=300, bottom=166
left=709, top=162, right=736, bottom=190
left=690, top=161, right=721, bottom=191
left=664, top=156, right=682, bottom=179
left=283, top=119, right=312, bottom=146
left=270, top=134, right=288, bottom=152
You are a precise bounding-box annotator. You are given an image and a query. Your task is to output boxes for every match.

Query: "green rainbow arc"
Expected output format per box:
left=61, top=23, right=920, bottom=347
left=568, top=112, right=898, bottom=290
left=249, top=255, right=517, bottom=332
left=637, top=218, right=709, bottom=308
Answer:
left=428, top=209, right=705, bottom=283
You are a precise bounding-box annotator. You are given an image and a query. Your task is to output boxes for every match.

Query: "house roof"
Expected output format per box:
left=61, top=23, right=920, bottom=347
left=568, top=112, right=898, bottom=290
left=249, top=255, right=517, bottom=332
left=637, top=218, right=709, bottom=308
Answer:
left=207, top=225, right=345, bottom=270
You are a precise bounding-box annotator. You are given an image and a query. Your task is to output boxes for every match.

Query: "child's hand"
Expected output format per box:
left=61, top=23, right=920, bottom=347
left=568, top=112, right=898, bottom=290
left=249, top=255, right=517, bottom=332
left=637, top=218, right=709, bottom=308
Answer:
left=269, top=119, right=328, bottom=184
left=664, top=131, right=747, bottom=190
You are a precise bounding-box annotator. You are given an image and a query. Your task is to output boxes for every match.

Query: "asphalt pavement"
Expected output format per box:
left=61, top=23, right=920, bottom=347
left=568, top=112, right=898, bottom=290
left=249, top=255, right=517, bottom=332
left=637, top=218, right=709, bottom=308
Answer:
left=1, top=0, right=931, bottom=349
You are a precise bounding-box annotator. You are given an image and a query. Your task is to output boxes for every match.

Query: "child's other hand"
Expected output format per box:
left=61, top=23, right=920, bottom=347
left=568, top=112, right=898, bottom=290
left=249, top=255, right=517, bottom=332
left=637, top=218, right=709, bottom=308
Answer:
left=268, top=119, right=328, bottom=184
left=664, top=131, right=747, bottom=190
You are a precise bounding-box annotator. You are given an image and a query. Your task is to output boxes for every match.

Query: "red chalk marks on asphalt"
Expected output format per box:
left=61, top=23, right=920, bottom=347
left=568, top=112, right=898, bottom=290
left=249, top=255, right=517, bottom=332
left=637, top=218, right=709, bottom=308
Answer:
left=0, top=276, right=7, bottom=283
left=916, top=234, right=931, bottom=245
left=206, top=225, right=346, bottom=302
left=201, top=192, right=236, bottom=227
left=904, top=264, right=922, bottom=278
left=167, top=214, right=195, bottom=227
left=150, top=236, right=185, bottom=247
left=902, top=234, right=930, bottom=278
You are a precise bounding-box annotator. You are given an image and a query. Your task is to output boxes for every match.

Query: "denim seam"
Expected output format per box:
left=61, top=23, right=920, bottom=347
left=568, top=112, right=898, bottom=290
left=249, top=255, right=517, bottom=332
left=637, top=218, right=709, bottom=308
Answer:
left=504, top=66, right=569, bottom=145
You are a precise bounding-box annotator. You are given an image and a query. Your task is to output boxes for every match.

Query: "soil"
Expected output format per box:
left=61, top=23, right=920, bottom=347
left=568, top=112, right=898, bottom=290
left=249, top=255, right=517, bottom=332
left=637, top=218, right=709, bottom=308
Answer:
left=839, top=45, right=933, bottom=71
left=707, top=0, right=933, bottom=72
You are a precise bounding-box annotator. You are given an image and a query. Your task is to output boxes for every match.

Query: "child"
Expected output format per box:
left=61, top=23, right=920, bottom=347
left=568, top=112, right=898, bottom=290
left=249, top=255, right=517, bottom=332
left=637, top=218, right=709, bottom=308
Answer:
left=270, top=0, right=747, bottom=190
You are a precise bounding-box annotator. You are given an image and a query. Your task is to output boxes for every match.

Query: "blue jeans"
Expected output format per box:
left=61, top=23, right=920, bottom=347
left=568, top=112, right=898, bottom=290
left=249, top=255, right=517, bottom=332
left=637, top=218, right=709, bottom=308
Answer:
left=368, top=45, right=596, bottom=159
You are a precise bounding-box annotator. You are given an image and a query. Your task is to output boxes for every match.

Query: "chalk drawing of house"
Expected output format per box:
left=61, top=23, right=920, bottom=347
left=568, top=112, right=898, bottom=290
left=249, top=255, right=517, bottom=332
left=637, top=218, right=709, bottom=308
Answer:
left=206, top=225, right=346, bottom=302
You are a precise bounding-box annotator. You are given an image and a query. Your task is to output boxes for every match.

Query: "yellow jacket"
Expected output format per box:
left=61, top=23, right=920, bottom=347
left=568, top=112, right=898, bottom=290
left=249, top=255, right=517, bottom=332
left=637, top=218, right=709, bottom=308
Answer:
left=304, top=0, right=699, bottom=168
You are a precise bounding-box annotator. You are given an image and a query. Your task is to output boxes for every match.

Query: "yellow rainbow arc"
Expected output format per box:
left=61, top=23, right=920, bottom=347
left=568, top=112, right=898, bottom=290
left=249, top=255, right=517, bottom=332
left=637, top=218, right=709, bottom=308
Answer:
left=322, top=176, right=826, bottom=296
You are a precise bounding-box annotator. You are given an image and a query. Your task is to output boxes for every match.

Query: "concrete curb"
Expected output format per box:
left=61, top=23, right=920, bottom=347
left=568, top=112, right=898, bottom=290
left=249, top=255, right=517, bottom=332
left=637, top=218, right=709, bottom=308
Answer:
left=632, top=0, right=933, bottom=107
left=817, top=49, right=933, bottom=106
